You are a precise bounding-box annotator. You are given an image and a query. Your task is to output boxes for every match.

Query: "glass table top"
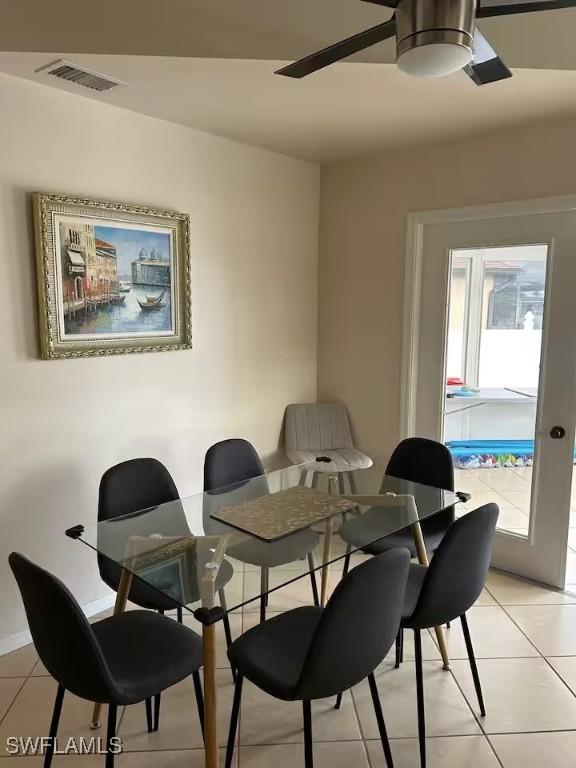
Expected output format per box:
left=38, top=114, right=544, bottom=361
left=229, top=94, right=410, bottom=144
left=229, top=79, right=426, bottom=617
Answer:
left=67, top=464, right=460, bottom=619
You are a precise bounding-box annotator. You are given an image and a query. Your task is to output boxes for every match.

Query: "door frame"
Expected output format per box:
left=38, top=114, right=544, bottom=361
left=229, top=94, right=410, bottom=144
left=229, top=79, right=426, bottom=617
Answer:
left=401, top=194, right=576, bottom=587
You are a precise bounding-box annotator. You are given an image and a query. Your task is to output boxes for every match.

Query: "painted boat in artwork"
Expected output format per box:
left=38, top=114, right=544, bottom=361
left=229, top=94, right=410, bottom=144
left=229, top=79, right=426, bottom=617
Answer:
left=137, top=291, right=165, bottom=311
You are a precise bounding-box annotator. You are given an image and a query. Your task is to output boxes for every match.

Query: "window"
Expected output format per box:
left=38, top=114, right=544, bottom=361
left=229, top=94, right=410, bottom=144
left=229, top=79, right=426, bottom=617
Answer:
left=446, top=245, right=548, bottom=389
left=486, top=260, right=546, bottom=330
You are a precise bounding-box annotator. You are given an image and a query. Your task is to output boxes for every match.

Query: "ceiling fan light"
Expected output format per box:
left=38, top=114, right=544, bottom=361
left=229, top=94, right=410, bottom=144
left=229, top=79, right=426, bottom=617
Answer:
left=397, top=40, right=473, bottom=78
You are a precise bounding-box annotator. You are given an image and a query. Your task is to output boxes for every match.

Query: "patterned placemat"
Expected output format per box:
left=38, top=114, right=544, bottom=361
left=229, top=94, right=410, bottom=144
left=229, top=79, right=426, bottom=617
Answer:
left=210, top=486, right=359, bottom=541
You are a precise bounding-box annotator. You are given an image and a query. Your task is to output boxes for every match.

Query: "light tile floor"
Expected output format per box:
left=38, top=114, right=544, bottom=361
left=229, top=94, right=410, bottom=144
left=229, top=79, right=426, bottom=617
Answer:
left=3, top=565, right=576, bottom=766
left=455, top=466, right=576, bottom=541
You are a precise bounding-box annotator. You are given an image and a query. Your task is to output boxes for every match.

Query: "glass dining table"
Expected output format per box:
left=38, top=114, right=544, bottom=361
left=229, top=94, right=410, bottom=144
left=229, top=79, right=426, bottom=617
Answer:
left=65, top=463, right=462, bottom=768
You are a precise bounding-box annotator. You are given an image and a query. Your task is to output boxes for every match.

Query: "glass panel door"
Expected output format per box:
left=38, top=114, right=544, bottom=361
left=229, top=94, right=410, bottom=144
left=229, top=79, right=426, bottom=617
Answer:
left=444, top=245, right=547, bottom=538
left=412, top=209, right=576, bottom=587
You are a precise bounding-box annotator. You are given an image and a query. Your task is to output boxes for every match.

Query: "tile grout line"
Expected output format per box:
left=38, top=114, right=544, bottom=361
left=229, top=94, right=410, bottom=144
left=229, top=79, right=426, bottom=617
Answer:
left=495, top=598, right=576, bottom=705
left=348, top=680, right=375, bottom=768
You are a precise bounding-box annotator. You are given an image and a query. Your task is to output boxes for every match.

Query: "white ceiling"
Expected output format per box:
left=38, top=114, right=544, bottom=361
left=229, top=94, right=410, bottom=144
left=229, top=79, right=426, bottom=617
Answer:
left=2, top=1, right=576, bottom=162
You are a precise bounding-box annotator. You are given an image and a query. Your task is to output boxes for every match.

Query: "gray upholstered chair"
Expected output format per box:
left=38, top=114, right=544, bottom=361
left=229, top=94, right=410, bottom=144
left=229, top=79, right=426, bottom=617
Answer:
left=284, top=403, right=372, bottom=493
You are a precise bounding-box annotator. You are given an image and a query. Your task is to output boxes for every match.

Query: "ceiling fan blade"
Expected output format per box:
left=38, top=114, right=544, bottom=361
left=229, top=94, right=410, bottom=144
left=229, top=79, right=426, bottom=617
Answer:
left=478, top=0, right=576, bottom=18
left=276, top=18, right=396, bottom=78
left=464, top=28, right=513, bottom=84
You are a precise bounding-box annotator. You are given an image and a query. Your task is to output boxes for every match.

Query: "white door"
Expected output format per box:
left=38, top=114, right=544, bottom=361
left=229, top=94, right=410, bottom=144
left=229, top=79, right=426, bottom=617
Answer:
left=407, top=206, right=576, bottom=587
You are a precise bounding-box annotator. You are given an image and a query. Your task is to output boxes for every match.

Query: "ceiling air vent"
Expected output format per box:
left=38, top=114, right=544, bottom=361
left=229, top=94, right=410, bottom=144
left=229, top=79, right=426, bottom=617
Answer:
left=35, top=60, right=125, bottom=92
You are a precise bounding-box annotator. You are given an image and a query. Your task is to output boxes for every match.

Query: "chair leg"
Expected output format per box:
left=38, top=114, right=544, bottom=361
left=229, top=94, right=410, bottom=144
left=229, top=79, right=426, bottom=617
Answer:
left=334, top=692, right=343, bottom=709
left=342, top=544, right=352, bottom=579
left=192, top=671, right=205, bottom=739
left=307, top=553, right=320, bottom=606
left=225, top=674, right=243, bottom=768
left=414, top=630, right=426, bottom=768
left=399, top=627, right=404, bottom=663
left=176, top=606, right=183, bottom=623
left=153, top=693, right=161, bottom=732
left=348, top=472, right=357, bottom=494
left=145, top=698, right=153, bottom=732
left=394, top=628, right=403, bottom=669
left=299, top=470, right=308, bottom=486
left=105, top=703, right=118, bottom=768
left=311, top=472, right=319, bottom=489
left=367, top=672, right=394, bottom=768
left=219, top=589, right=237, bottom=682
left=461, top=613, right=486, bottom=716
left=44, top=684, right=65, bottom=768
left=303, top=700, right=314, bottom=768
left=260, top=567, right=269, bottom=623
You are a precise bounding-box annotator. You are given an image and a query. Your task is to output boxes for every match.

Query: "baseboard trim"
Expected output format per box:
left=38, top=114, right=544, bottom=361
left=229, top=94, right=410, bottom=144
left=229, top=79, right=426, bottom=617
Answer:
left=0, top=592, right=116, bottom=656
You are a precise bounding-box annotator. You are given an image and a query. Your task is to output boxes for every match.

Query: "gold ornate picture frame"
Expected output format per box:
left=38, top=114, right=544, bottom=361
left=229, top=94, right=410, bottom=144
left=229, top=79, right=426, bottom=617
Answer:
left=33, top=193, right=192, bottom=359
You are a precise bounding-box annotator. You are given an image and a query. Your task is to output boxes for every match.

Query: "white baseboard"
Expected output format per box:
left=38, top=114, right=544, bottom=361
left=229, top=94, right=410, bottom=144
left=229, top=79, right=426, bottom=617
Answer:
left=0, top=592, right=116, bottom=657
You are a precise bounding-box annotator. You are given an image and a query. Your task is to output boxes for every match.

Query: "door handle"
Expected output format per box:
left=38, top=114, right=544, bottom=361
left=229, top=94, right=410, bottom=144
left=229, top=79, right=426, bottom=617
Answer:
left=550, top=426, right=566, bottom=439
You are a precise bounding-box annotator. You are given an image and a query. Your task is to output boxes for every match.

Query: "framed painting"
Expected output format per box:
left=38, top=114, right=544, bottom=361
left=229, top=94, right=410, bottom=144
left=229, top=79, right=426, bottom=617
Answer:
left=33, top=193, right=192, bottom=358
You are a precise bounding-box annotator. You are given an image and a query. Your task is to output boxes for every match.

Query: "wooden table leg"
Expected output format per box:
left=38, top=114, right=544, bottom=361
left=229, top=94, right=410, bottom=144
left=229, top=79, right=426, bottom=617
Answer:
left=203, top=623, right=218, bottom=768
left=91, top=568, right=134, bottom=728
left=411, top=521, right=451, bottom=671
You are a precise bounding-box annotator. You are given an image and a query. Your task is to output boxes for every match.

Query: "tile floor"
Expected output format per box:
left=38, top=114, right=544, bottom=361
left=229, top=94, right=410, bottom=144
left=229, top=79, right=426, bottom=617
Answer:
left=2, top=564, right=576, bottom=767
left=456, top=466, right=576, bottom=533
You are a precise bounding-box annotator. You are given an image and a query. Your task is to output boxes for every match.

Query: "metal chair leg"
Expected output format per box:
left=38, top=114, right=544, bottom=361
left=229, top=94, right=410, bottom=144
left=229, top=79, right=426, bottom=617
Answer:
left=394, top=628, right=403, bottom=669
left=334, top=692, right=343, bottom=709
left=414, top=630, right=426, bottom=768
left=342, top=544, right=352, bottom=579
left=348, top=472, right=357, bottom=494
left=176, top=606, right=183, bottom=623
left=219, top=589, right=237, bottom=682
left=368, top=672, right=394, bottom=768
left=145, top=698, right=153, bottom=732
left=260, top=568, right=269, bottom=623
left=461, top=613, right=486, bottom=716
left=153, top=693, right=161, bottom=732
left=308, top=553, right=320, bottom=606
left=225, top=674, right=243, bottom=768
left=192, top=671, right=205, bottom=739
left=303, top=700, right=314, bottom=768
left=105, top=703, right=118, bottom=768
left=44, top=684, right=65, bottom=768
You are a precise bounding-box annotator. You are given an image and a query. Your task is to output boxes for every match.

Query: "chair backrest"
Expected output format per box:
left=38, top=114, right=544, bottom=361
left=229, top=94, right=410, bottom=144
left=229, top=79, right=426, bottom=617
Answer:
left=204, top=438, right=267, bottom=491
left=296, top=548, right=410, bottom=700
left=9, top=553, right=117, bottom=702
left=386, top=437, right=454, bottom=490
left=284, top=403, right=354, bottom=451
left=98, top=458, right=183, bottom=593
left=407, top=503, right=499, bottom=629
left=203, top=439, right=269, bottom=535
left=385, top=437, right=455, bottom=535
left=98, top=458, right=180, bottom=522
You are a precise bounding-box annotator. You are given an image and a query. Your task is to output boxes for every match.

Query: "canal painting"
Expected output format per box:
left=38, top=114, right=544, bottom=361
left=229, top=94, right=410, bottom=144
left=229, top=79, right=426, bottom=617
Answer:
left=58, top=221, right=174, bottom=338
left=34, top=194, right=192, bottom=359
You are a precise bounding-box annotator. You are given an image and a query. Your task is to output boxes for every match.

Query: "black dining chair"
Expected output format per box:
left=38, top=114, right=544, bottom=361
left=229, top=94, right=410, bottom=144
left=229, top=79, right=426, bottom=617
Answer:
left=203, top=439, right=320, bottom=622
left=98, top=458, right=235, bottom=724
left=224, top=548, right=411, bottom=768
left=340, top=438, right=456, bottom=570
left=9, top=553, right=205, bottom=768
left=99, top=458, right=235, bottom=638
left=400, top=503, right=499, bottom=768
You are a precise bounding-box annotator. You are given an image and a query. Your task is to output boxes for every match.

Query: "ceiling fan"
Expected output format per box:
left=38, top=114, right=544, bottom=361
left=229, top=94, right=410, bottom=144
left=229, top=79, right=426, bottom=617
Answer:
left=276, top=0, right=576, bottom=85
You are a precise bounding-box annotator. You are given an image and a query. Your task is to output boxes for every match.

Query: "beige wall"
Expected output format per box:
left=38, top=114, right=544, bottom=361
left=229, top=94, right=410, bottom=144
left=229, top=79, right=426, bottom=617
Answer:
left=0, top=74, right=319, bottom=643
left=318, top=115, right=576, bottom=469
